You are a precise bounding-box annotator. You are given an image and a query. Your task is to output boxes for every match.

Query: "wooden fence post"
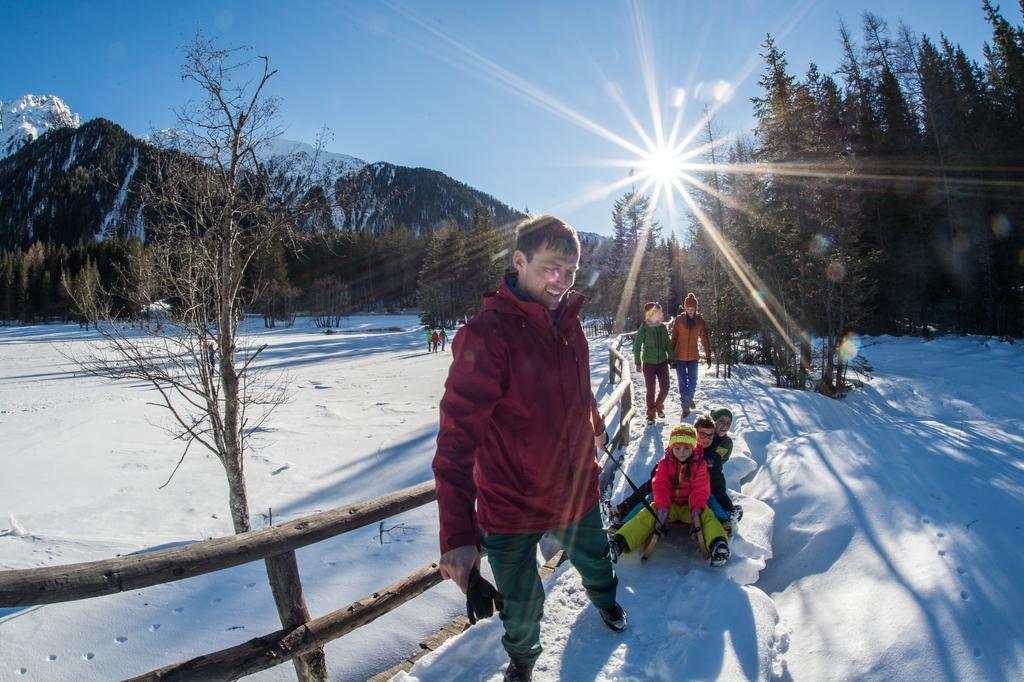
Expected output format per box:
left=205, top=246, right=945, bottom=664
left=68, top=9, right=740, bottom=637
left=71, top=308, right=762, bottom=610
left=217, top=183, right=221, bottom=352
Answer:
left=620, top=381, right=632, bottom=448
left=265, top=552, right=328, bottom=680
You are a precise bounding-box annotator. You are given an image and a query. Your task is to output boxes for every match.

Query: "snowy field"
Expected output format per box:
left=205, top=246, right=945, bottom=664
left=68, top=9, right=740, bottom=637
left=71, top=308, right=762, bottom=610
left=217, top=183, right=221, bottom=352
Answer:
left=2, top=318, right=1023, bottom=681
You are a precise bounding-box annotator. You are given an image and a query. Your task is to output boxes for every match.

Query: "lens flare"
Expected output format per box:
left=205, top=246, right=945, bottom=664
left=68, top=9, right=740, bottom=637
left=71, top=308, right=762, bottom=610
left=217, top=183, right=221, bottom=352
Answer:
left=826, top=260, right=846, bottom=283
left=992, top=213, right=1012, bottom=240
left=810, top=233, right=831, bottom=256
left=838, top=333, right=861, bottom=363
left=711, top=80, right=735, bottom=103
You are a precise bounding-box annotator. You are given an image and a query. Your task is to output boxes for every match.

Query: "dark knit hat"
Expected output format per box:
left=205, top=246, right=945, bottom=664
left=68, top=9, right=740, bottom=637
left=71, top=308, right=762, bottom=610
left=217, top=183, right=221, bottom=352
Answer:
left=710, top=407, right=733, bottom=422
left=684, top=292, right=698, bottom=308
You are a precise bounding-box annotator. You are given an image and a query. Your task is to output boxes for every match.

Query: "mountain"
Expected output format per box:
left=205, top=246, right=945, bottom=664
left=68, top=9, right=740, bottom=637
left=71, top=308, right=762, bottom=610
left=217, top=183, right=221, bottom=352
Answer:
left=0, top=94, right=81, bottom=159
left=0, top=97, right=526, bottom=249
left=334, top=162, right=524, bottom=235
left=263, top=137, right=367, bottom=177
left=0, top=118, right=148, bottom=247
left=144, top=129, right=369, bottom=178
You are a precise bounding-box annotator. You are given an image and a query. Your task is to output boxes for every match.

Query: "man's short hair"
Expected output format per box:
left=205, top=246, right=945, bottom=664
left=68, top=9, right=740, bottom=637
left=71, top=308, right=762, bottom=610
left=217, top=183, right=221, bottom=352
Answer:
left=514, top=214, right=581, bottom=261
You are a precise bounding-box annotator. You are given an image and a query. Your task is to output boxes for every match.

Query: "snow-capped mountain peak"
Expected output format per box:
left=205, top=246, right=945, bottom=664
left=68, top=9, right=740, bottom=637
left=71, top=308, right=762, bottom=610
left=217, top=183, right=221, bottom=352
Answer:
left=0, top=94, right=81, bottom=159
left=146, top=128, right=366, bottom=176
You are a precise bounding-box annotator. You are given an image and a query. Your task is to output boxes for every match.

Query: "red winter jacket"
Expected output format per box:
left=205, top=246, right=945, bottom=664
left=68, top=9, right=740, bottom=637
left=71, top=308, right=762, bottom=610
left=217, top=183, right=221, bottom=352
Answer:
left=651, top=444, right=710, bottom=512
left=432, top=277, right=607, bottom=554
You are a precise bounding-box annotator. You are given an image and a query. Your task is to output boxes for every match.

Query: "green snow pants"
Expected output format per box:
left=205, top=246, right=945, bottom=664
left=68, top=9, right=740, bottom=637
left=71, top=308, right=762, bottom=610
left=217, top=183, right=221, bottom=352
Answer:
left=481, top=503, right=618, bottom=665
left=615, top=504, right=727, bottom=554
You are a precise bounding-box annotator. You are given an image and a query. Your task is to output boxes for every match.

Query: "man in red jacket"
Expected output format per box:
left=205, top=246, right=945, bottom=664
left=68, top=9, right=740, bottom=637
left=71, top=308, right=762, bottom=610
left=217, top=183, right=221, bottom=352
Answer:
left=433, top=215, right=625, bottom=682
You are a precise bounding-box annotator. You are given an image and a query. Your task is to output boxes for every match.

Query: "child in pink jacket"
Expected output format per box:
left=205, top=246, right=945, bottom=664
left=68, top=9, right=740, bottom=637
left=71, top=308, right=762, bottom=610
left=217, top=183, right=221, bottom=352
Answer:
left=609, top=424, right=730, bottom=566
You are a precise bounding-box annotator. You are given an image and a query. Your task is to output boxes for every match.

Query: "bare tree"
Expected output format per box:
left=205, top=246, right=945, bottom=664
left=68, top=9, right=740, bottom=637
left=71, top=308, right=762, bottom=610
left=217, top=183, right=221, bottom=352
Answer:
left=68, top=36, right=329, bottom=680
left=308, top=275, right=350, bottom=328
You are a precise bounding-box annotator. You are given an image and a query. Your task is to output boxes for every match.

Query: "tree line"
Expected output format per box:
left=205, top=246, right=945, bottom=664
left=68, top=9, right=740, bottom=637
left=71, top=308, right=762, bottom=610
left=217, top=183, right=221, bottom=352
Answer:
left=3, top=4, right=1021, bottom=402
left=581, top=3, right=1024, bottom=395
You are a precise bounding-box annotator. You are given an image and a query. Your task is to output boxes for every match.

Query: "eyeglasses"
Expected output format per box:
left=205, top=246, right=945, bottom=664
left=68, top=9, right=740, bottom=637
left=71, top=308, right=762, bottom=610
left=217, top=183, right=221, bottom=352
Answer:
left=697, top=431, right=714, bottom=439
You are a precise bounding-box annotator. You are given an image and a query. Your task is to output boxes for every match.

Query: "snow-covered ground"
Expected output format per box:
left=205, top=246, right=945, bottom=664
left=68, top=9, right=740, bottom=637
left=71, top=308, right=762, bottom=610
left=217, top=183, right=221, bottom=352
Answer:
left=2, top=321, right=1023, bottom=680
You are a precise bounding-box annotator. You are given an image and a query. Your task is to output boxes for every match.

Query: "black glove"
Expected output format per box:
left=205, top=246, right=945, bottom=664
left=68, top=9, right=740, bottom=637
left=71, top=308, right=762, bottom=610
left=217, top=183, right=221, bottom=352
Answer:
left=466, top=566, right=505, bottom=625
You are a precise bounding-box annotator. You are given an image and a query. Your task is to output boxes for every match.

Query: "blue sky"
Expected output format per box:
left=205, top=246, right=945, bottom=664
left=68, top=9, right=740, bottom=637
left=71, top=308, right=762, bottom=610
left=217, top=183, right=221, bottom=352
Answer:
left=3, top=1, right=1020, bottom=237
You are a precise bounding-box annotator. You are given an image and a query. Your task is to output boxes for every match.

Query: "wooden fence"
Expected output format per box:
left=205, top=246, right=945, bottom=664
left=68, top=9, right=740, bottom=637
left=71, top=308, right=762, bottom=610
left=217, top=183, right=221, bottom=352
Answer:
left=0, top=336, right=635, bottom=681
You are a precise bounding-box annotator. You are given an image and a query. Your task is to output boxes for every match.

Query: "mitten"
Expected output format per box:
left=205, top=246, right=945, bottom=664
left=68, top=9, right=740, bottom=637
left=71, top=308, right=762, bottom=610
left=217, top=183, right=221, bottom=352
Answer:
left=466, top=566, right=505, bottom=625
left=690, top=508, right=702, bottom=534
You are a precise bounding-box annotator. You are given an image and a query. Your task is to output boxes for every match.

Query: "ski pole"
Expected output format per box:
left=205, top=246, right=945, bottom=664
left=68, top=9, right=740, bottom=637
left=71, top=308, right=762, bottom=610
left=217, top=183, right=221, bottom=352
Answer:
left=601, top=444, right=667, bottom=536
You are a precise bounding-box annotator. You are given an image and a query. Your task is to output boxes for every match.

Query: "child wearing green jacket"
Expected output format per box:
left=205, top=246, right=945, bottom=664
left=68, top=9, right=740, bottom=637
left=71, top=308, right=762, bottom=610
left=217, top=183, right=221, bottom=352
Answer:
left=634, top=302, right=672, bottom=425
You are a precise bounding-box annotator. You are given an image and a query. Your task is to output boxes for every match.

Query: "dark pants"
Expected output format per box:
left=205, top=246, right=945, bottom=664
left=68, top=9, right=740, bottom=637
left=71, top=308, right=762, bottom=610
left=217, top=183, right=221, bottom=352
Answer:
left=481, top=503, right=617, bottom=665
left=641, top=361, right=670, bottom=419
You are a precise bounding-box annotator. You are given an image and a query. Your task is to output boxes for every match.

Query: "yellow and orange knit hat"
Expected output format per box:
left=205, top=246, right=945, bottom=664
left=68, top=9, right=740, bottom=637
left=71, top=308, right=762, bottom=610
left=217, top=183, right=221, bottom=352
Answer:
left=643, top=301, right=663, bottom=321
left=668, top=424, right=698, bottom=449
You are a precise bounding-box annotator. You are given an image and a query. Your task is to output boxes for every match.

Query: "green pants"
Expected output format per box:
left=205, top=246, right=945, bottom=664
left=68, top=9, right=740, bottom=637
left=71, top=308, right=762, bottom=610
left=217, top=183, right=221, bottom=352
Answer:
left=481, top=503, right=617, bottom=665
left=615, top=504, right=727, bottom=554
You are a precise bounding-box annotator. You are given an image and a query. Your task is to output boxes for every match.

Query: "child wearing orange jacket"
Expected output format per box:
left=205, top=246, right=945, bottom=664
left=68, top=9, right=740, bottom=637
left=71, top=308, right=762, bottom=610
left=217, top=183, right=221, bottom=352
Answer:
left=608, top=424, right=730, bottom=566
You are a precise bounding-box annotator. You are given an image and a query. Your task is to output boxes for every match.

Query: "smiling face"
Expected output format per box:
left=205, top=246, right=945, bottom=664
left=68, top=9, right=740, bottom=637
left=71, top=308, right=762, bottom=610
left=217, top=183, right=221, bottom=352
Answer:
left=512, top=244, right=580, bottom=311
left=715, top=415, right=732, bottom=437
left=697, top=427, right=715, bottom=449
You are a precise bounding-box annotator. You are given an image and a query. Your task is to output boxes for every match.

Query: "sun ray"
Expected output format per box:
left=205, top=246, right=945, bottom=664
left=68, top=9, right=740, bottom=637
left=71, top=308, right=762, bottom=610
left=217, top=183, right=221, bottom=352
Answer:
left=614, top=181, right=664, bottom=330
left=605, top=81, right=659, bottom=153
left=545, top=172, right=650, bottom=216
left=386, top=2, right=650, bottom=158
left=686, top=160, right=1024, bottom=192
left=628, top=1, right=666, bottom=150
left=672, top=176, right=804, bottom=360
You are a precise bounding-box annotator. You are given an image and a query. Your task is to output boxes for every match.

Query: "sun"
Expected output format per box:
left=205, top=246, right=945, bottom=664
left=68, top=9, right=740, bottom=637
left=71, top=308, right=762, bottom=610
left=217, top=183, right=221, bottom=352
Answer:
left=638, top=144, right=686, bottom=189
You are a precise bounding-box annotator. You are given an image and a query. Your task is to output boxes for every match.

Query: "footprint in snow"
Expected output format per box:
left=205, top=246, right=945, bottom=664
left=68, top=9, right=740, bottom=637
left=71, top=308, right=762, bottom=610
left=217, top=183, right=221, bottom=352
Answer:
left=938, top=550, right=946, bottom=556
left=974, top=648, right=983, bottom=658
left=936, top=532, right=945, bottom=538
left=957, top=567, right=966, bottom=575
left=211, top=597, right=222, bottom=604
left=172, top=607, right=184, bottom=614
left=82, top=652, right=95, bottom=661
left=960, top=591, right=970, bottom=601
left=115, top=636, right=128, bottom=644
left=16, top=667, right=27, bottom=676
left=246, top=582, right=256, bottom=588
left=149, top=624, right=161, bottom=632
left=46, top=655, right=56, bottom=661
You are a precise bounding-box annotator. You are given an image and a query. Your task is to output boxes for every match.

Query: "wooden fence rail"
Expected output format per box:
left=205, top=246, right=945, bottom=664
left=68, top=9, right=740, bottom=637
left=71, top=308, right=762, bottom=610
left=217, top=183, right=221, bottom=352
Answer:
left=0, top=338, right=635, bottom=680
left=129, top=563, right=444, bottom=681
left=0, top=481, right=436, bottom=608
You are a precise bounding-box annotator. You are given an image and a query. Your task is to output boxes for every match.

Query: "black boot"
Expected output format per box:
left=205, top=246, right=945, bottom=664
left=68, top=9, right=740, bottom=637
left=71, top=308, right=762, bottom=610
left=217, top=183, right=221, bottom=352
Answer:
left=607, top=535, right=628, bottom=564
left=504, top=658, right=534, bottom=681
left=599, top=602, right=628, bottom=632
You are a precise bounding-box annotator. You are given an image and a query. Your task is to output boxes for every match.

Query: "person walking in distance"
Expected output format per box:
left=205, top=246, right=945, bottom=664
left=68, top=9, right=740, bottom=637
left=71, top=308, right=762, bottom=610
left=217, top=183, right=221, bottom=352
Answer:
left=671, top=292, right=711, bottom=417
left=433, top=215, right=626, bottom=682
left=633, top=302, right=671, bottom=425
